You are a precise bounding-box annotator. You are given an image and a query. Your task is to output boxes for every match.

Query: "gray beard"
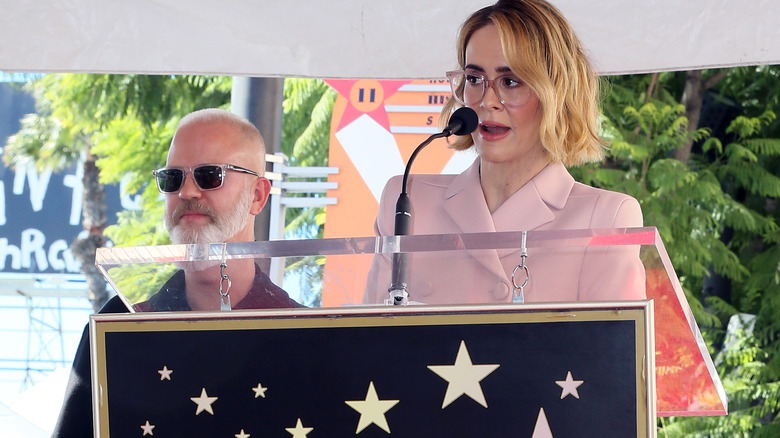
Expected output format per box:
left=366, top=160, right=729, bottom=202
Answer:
left=166, top=189, right=253, bottom=271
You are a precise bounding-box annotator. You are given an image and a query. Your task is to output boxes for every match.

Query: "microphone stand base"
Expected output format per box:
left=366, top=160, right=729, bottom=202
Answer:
left=387, top=288, right=409, bottom=306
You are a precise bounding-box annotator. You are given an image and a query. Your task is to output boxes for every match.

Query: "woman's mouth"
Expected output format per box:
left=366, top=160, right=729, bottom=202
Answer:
left=479, top=122, right=510, bottom=140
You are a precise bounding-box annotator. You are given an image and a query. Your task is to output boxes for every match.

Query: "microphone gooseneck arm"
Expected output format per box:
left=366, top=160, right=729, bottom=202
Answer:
left=389, top=132, right=448, bottom=305
left=394, top=131, right=450, bottom=235
left=388, top=107, right=479, bottom=305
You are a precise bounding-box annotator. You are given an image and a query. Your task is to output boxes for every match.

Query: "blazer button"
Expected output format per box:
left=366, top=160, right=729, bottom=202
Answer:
left=490, top=282, right=510, bottom=301
left=416, top=281, right=434, bottom=297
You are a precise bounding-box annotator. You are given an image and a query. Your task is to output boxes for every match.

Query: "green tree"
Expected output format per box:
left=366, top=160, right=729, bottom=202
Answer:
left=4, top=74, right=232, bottom=310
left=578, top=68, right=780, bottom=436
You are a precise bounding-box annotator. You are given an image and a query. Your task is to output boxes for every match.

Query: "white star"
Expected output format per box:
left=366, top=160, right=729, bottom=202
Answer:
left=345, top=381, right=399, bottom=433
left=427, top=340, right=500, bottom=408
left=531, top=407, right=553, bottom=438
left=285, top=418, right=313, bottom=437
left=555, top=371, right=584, bottom=399
left=158, top=366, right=173, bottom=381
left=252, top=383, right=267, bottom=398
left=235, top=429, right=250, bottom=438
left=140, top=420, right=155, bottom=436
left=190, top=388, right=218, bottom=415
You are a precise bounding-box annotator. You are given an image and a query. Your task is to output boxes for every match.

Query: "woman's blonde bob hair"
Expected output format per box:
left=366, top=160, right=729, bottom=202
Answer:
left=441, top=0, right=606, bottom=166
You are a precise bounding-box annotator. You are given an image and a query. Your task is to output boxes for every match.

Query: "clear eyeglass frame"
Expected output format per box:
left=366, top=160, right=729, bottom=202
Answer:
left=446, top=69, right=533, bottom=108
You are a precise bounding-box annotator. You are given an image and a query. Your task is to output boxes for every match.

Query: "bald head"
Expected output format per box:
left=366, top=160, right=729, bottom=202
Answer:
left=162, top=108, right=272, bottom=245
left=172, top=108, right=266, bottom=172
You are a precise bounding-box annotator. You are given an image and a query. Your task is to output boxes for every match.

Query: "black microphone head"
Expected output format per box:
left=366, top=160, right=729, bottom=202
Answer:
left=447, top=106, right=479, bottom=136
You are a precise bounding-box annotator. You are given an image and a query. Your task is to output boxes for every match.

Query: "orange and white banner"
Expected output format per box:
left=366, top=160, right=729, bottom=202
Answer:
left=321, top=79, right=476, bottom=306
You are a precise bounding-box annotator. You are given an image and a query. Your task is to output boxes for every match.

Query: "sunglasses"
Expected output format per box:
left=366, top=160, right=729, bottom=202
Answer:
left=152, top=163, right=261, bottom=193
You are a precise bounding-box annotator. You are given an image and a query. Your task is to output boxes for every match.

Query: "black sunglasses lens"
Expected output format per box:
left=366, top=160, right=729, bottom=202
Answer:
left=193, top=166, right=223, bottom=190
left=156, top=169, right=184, bottom=193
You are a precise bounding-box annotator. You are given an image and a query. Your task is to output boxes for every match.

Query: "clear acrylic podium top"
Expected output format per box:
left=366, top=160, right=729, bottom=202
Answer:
left=95, top=226, right=726, bottom=417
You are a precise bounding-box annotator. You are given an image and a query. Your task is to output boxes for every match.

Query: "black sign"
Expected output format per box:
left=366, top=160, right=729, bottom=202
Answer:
left=0, top=82, right=132, bottom=274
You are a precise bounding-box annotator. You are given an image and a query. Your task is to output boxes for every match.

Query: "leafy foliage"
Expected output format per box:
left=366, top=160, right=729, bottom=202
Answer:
left=279, top=78, right=336, bottom=306
left=583, top=69, right=780, bottom=436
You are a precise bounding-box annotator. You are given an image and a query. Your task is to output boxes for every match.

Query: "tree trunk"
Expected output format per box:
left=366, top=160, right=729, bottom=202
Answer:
left=676, top=69, right=733, bottom=303
left=674, top=69, right=729, bottom=165
left=70, top=151, right=109, bottom=312
left=674, top=70, right=705, bottom=165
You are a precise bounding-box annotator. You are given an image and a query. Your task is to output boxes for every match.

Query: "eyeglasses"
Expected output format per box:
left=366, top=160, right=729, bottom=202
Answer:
left=152, top=163, right=261, bottom=193
left=446, top=69, right=533, bottom=108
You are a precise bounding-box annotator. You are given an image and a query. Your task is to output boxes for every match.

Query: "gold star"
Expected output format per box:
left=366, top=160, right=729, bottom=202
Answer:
left=428, top=340, right=499, bottom=408
left=140, top=420, right=155, bottom=436
left=235, top=429, right=250, bottom=438
left=157, top=366, right=172, bottom=381
left=252, top=383, right=267, bottom=398
left=555, top=371, right=584, bottom=399
left=190, top=388, right=218, bottom=415
left=285, top=418, right=313, bottom=437
left=345, top=381, right=399, bottom=433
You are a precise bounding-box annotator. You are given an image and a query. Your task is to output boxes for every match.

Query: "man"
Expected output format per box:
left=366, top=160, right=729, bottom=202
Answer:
left=52, top=108, right=301, bottom=437
left=134, top=108, right=301, bottom=311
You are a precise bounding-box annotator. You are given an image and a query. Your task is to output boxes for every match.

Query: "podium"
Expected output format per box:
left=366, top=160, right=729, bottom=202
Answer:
left=92, top=227, right=726, bottom=437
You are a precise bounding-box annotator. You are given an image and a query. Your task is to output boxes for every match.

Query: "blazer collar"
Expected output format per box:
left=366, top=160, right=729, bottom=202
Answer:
left=443, top=159, right=574, bottom=233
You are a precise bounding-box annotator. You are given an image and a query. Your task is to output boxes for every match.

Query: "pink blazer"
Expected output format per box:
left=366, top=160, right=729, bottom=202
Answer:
left=362, top=159, right=646, bottom=304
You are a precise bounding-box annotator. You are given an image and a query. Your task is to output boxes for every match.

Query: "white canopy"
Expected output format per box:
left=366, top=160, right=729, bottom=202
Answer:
left=2, top=0, right=779, bottom=78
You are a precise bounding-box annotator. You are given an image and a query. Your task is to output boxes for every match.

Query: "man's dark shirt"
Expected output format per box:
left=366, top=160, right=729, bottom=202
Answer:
left=134, top=266, right=302, bottom=311
left=51, top=265, right=302, bottom=437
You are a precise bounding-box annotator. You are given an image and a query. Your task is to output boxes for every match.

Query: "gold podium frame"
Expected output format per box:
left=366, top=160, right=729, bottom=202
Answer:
left=92, top=301, right=655, bottom=437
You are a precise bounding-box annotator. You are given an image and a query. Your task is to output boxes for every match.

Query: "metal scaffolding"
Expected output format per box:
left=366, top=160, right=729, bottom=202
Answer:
left=0, top=274, right=90, bottom=393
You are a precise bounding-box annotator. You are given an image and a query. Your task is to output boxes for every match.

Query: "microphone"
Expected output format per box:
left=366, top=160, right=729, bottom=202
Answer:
left=442, top=105, right=481, bottom=136
left=388, top=107, right=479, bottom=305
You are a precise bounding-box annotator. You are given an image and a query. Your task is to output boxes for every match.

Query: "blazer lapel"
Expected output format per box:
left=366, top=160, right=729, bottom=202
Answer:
left=491, top=162, right=573, bottom=232
left=492, top=162, right=574, bottom=257
left=442, top=160, right=495, bottom=234
left=441, top=160, right=505, bottom=284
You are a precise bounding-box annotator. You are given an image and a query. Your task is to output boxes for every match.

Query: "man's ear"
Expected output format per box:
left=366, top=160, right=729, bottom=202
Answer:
left=249, top=177, right=272, bottom=215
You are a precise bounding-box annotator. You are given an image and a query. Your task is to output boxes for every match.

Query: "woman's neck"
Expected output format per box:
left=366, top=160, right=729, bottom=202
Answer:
left=479, top=153, right=550, bottom=214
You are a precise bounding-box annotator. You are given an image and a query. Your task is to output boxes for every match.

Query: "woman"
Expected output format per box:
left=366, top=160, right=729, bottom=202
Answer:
left=363, top=0, right=645, bottom=305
